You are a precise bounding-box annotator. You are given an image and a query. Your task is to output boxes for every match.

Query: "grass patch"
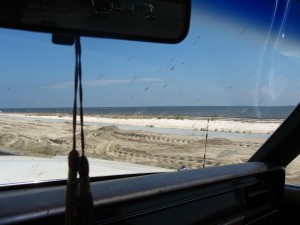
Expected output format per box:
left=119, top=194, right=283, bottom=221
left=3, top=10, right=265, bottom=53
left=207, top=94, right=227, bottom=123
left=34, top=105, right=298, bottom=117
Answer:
left=0, top=135, right=5, bottom=146
left=174, top=116, right=183, bottom=120
left=29, top=146, right=56, bottom=156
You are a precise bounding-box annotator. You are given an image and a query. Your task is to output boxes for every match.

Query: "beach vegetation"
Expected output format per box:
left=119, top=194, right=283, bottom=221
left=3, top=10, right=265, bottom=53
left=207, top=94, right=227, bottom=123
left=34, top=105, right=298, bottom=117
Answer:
left=0, top=135, right=3, bottom=146
left=172, top=115, right=187, bottom=120
left=210, top=115, right=219, bottom=120
left=29, top=146, right=56, bottom=156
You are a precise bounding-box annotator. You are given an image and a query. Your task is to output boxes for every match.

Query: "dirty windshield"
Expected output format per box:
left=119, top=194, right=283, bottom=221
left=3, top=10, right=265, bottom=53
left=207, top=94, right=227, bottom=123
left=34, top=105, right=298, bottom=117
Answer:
left=1, top=0, right=300, bottom=185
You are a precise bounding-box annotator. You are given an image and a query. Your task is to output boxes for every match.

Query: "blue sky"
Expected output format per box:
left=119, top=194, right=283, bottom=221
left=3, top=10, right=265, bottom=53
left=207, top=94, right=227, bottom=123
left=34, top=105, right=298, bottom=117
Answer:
left=0, top=0, right=300, bottom=108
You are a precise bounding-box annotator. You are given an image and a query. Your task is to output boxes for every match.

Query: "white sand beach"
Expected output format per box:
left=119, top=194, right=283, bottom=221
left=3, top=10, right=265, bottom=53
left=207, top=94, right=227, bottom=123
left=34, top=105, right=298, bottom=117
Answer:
left=0, top=112, right=277, bottom=165
left=0, top=112, right=282, bottom=134
left=2, top=112, right=299, bottom=184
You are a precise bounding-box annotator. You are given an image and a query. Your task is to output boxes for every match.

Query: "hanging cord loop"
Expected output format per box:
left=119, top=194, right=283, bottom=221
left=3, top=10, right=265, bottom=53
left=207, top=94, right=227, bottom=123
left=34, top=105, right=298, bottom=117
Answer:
left=65, top=37, right=94, bottom=225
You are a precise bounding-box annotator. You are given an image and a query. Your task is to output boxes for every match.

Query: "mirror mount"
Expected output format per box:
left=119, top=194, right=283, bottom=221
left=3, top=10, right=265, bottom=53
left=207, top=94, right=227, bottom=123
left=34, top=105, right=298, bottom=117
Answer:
left=52, top=34, right=76, bottom=46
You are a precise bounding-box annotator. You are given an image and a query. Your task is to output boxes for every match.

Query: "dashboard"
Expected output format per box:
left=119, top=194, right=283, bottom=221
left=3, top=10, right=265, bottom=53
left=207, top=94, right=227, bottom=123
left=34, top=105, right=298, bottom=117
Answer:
left=0, top=162, right=284, bottom=225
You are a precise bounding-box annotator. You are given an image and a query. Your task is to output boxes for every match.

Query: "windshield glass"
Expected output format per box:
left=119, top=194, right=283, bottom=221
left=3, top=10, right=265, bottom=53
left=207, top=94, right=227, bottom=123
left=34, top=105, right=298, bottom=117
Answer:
left=0, top=0, right=300, bottom=185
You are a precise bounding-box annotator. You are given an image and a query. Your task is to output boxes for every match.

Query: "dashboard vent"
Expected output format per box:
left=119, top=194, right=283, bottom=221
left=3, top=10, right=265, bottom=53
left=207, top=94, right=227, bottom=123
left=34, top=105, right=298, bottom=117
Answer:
left=244, top=182, right=271, bottom=211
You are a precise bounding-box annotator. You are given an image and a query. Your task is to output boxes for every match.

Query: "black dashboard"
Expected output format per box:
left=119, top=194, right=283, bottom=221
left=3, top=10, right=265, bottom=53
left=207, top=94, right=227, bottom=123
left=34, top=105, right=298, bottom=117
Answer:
left=0, top=162, right=285, bottom=225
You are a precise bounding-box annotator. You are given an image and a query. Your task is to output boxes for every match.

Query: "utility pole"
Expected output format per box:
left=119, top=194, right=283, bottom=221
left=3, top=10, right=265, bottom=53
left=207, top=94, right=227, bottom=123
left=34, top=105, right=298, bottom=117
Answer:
left=202, top=118, right=209, bottom=168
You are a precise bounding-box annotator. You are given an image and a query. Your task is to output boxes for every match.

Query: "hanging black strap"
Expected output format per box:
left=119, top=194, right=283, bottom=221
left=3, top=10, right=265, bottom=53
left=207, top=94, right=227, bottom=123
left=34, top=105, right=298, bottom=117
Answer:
left=76, top=37, right=95, bottom=225
left=65, top=37, right=94, bottom=225
left=77, top=37, right=85, bottom=156
left=65, top=36, right=80, bottom=225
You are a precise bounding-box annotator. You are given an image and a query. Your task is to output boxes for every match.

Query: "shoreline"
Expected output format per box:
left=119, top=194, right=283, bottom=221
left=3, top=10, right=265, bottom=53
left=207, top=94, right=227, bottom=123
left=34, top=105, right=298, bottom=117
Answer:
left=0, top=105, right=293, bottom=120
left=0, top=111, right=286, bottom=121
left=0, top=112, right=282, bottom=135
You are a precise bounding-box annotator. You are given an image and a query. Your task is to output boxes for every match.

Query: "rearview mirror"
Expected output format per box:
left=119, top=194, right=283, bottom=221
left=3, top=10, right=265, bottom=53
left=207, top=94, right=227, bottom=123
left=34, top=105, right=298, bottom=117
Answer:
left=0, top=0, right=191, bottom=43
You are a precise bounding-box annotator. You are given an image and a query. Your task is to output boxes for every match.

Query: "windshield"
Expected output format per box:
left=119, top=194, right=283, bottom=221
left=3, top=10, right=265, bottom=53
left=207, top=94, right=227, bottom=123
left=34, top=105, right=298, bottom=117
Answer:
left=0, top=0, right=300, bottom=185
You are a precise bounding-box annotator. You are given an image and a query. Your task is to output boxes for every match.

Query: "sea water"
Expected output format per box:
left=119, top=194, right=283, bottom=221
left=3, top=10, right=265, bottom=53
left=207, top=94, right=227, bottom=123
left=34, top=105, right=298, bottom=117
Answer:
left=0, top=106, right=295, bottom=119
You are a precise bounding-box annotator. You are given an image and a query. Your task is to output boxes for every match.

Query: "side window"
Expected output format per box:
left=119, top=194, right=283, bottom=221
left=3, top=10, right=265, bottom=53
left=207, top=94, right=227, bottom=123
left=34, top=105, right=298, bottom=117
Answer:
left=286, top=158, right=300, bottom=184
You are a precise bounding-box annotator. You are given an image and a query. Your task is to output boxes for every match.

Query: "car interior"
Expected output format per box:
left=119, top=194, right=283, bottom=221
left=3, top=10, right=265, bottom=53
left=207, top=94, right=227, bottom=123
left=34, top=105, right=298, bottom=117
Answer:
left=0, top=0, right=300, bottom=225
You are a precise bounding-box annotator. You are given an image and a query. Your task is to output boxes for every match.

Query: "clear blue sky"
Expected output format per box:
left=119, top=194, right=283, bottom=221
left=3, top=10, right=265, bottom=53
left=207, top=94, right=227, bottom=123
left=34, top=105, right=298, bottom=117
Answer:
left=0, top=0, right=300, bottom=108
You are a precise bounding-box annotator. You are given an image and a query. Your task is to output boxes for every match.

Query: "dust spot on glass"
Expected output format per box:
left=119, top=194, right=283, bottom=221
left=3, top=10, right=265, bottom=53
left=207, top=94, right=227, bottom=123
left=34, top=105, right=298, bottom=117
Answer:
left=157, top=67, right=164, bottom=72
left=178, top=90, right=183, bottom=95
left=241, top=108, right=248, bottom=113
left=144, top=86, right=149, bottom=92
left=194, top=98, right=200, bottom=103
left=97, top=73, right=104, bottom=80
left=240, top=27, right=247, bottom=35
left=193, top=36, right=201, bottom=45
left=170, top=66, right=175, bottom=71
left=227, top=86, right=232, bottom=90
left=189, top=62, right=197, bottom=69
left=163, top=83, right=168, bottom=88
left=131, top=76, right=137, bottom=83
left=124, top=56, right=133, bottom=65
left=6, top=87, right=11, bottom=92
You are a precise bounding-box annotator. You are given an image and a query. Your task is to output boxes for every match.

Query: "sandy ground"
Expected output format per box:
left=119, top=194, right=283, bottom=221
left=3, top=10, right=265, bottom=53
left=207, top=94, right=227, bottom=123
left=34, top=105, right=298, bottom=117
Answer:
left=0, top=113, right=299, bottom=183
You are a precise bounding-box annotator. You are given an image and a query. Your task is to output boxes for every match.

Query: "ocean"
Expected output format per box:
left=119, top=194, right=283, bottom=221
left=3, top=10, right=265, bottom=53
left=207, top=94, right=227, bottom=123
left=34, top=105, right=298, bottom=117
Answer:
left=0, top=106, right=295, bottom=119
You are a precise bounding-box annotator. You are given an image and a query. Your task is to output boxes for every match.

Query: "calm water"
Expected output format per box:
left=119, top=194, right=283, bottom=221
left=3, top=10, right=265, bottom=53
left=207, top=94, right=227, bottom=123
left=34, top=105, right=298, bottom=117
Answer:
left=0, top=106, right=295, bottom=119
